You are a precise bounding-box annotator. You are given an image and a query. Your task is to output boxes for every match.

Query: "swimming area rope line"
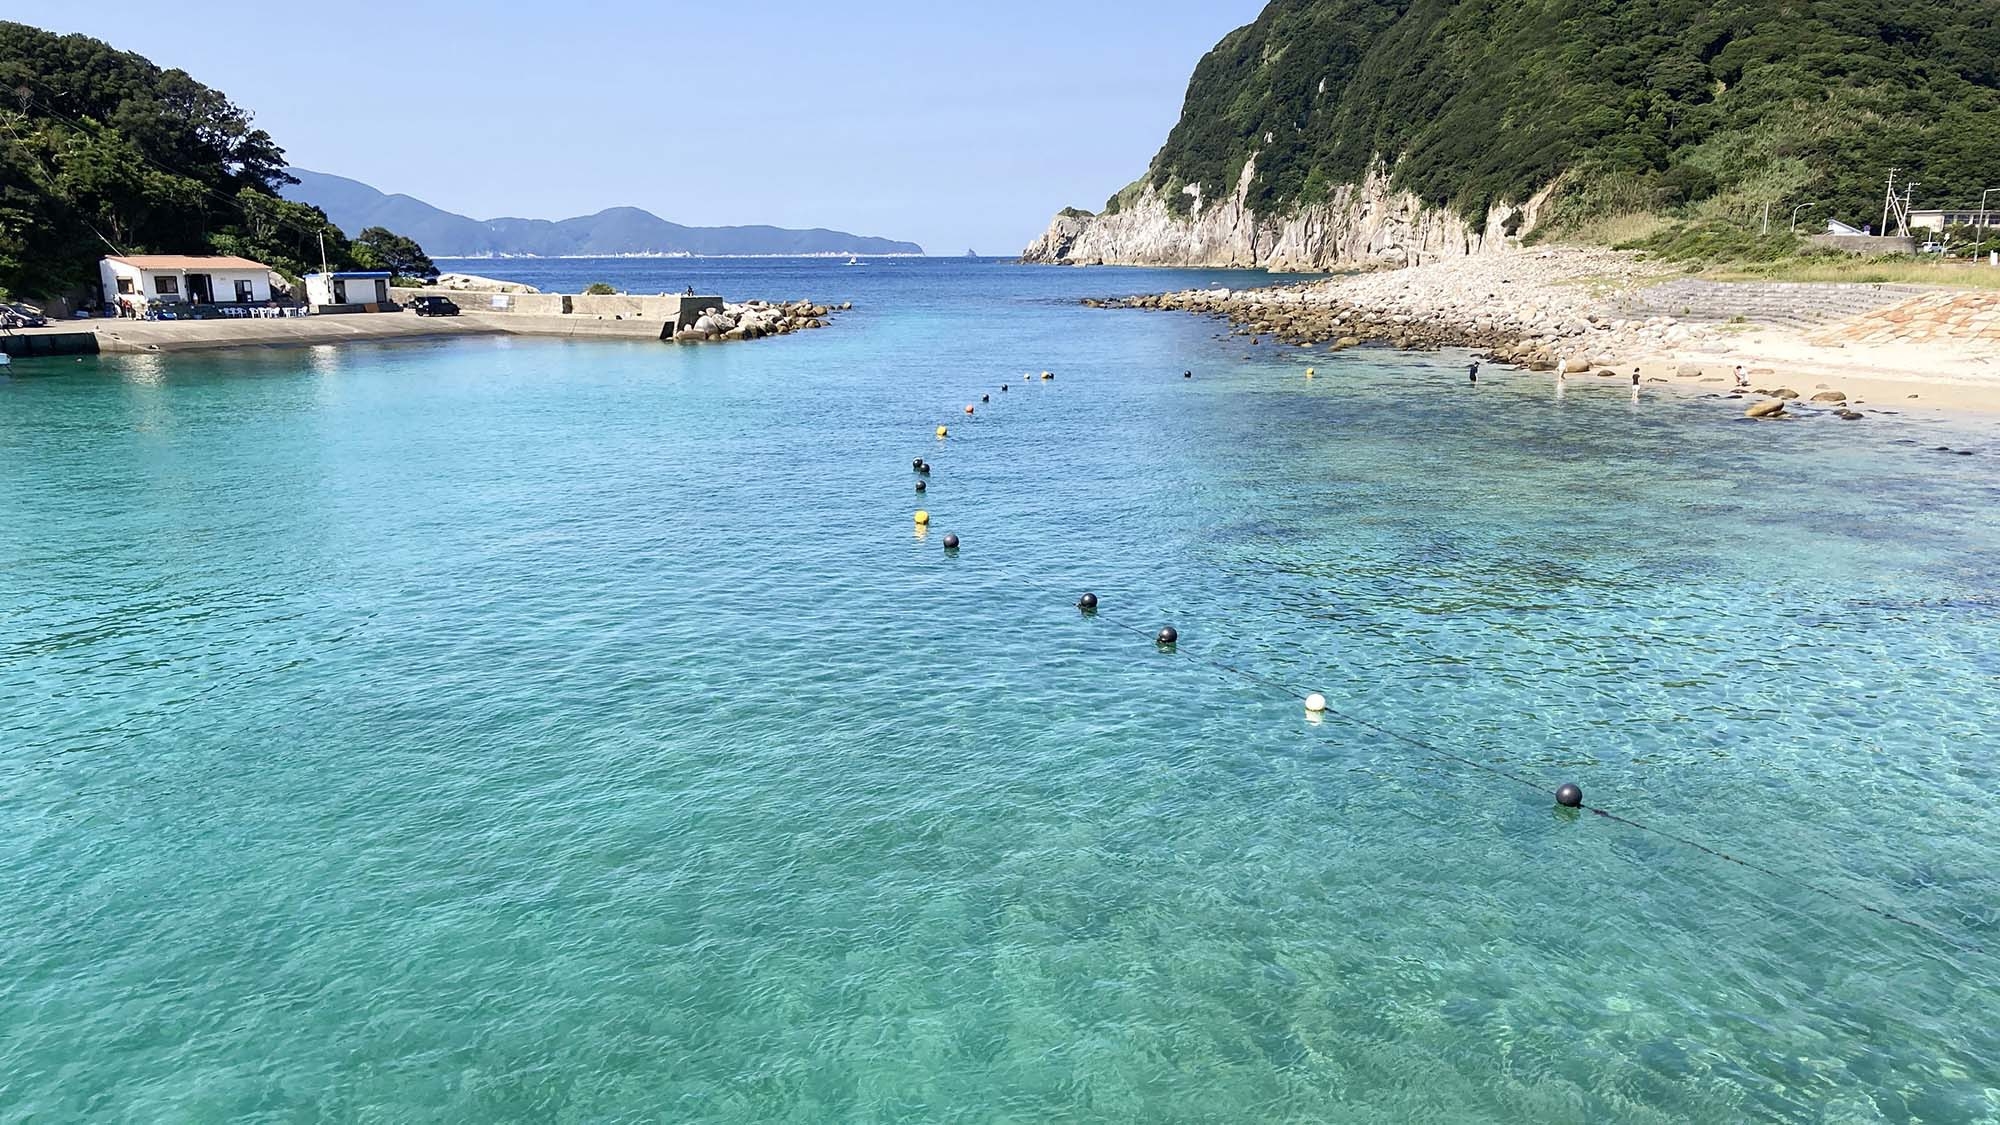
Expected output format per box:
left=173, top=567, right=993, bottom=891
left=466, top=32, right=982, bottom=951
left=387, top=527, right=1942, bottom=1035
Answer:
left=918, top=370, right=1988, bottom=960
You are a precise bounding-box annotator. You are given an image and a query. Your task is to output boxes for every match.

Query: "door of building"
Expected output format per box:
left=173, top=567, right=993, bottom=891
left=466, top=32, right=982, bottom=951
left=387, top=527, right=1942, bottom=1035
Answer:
left=374, top=279, right=389, bottom=304
left=235, top=279, right=255, bottom=303
left=185, top=274, right=213, bottom=303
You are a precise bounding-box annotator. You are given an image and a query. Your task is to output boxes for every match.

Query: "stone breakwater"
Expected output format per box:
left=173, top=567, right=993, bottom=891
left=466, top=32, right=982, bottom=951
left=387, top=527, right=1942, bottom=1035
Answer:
left=1090, top=249, right=1698, bottom=371
left=672, top=300, right=847, bottom=343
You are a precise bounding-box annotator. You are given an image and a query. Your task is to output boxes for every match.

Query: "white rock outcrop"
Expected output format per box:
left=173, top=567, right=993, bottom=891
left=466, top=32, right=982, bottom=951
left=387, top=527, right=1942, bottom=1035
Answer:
left=1023, top=157, right=1554, bottom=272
left=431, top=273, right=542, bottom=294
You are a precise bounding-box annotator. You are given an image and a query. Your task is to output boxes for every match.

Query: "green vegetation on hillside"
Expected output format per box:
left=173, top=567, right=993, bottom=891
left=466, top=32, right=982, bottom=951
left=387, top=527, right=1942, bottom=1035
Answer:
left=0, top=21, right=430, bottom=299
left=1132, top=0, right=2000, bottom=234
left=353, top=226, right=439, bottom=284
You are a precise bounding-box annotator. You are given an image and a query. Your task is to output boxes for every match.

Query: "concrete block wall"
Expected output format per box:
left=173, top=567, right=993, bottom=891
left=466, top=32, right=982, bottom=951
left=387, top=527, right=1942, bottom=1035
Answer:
left=1807, top=234, right=1917, bottom=255
left=390, top=289, right=714, bottom=323
left=1619, top=279, right=1931, bottom=327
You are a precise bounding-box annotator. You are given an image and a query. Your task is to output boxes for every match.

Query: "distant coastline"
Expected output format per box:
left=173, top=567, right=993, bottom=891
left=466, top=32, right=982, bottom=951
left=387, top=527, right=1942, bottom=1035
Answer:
left=286, top=169, right=925, bottom=259
left=432, top=252, right=931, bottom=261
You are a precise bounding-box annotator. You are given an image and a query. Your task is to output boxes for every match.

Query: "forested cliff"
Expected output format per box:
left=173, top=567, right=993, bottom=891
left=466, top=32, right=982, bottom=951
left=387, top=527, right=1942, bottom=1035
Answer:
left=0, top=22, right=426, bottom=299
left=1025, top=0, right=2000, bottom=269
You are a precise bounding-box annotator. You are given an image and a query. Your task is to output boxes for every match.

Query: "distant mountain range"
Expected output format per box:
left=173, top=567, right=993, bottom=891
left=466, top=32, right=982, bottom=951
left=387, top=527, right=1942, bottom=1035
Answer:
left=282, top=169, right=924, bottom=258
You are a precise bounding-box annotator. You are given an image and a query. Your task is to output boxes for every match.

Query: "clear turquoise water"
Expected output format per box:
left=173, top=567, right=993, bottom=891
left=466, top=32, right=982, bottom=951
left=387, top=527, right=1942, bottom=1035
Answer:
left=3, top=260, right=1998, bottom=1122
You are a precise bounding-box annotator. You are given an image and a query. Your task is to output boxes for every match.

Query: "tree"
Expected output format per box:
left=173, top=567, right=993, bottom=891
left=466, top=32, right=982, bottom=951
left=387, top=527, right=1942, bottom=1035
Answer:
left=0, top=21, right=301, bottom=296
left=353, top=226, right=437, bottom=282
left=583, top=282, right=617, bottom=295
left=206, top=188, right=348, bottom=280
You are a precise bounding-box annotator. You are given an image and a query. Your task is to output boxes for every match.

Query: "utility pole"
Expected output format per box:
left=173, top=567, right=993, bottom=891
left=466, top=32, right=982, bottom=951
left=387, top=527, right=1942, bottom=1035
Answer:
left=1979, top=187, right=1998, bottom=253
left=1761, top=201, right=1771, bottom=235
left=1790, top=202, right=1814, bottom=233
left=1900, top=183, right=1920, bottom=240
left=1882, top=168, right=1897, bottom=237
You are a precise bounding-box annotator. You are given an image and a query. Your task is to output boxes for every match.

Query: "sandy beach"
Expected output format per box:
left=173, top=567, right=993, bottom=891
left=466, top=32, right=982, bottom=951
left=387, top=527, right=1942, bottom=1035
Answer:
left=1634, top=321, right=2000, bottom=414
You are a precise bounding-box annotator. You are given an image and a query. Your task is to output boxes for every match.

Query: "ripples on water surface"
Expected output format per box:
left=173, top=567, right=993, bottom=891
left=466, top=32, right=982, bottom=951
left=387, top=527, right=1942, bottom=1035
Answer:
left=2, top=259, right=1998, bottom=1121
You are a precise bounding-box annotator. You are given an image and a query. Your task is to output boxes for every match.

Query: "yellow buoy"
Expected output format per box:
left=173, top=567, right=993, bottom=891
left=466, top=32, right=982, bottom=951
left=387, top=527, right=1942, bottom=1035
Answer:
left=1306, top=367, right=1316, bottom=379
left=936, top=425, right=949, bottom=439
left=1040, top=371, right=1052, bottom=381
left=914, top=510, right=930, bottom=525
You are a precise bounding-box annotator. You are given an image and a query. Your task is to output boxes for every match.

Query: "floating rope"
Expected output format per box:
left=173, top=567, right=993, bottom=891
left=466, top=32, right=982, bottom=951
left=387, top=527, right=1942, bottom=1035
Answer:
left=918, top=370, right=1989, bottom=959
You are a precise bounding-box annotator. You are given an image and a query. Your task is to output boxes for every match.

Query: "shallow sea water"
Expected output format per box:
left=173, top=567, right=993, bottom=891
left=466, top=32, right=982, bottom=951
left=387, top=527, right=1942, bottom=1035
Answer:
left=2, top=259, right=1998, bottom=1122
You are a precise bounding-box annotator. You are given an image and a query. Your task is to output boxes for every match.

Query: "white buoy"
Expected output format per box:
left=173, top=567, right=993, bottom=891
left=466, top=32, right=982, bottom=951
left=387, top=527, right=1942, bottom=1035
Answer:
left=1304, top=692, right=1328, bottom=713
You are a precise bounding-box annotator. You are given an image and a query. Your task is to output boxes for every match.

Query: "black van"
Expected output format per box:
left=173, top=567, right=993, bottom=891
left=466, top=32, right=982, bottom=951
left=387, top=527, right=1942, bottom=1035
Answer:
left=410, top=296, right=460, bottom=317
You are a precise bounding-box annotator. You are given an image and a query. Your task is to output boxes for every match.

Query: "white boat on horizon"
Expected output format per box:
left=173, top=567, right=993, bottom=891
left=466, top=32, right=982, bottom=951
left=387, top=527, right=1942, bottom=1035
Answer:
left=845, top=256, right=863, bottom=267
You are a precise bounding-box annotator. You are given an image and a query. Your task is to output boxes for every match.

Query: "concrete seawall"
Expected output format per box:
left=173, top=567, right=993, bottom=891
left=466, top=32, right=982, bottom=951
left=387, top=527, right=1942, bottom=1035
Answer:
left=6, top=296, right=844, bottom=355
left=2, top=331, right=99, bottom=357
left=8, top=313, right=492, bottom=354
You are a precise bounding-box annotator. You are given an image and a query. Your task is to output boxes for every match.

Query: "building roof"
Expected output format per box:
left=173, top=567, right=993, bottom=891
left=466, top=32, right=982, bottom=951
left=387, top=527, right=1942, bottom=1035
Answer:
left=105, top=255, right=271, bottom=271
left=304, top=271, right=392, bottom=279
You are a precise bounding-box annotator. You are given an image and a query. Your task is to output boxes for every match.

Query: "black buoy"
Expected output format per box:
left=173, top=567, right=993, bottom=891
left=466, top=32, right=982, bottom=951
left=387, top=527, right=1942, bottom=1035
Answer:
left=917, top=461, right=931, bottom=475
left=912, top=457, right=925, bottom=470
left=1183, top=370, right=1192, bottom=379
left=943, top=533, right=960, bottom=551
left=1077, top=592, right=1098, bottom=612
left=1156, top=625, right=1178, bottom=647
left=1556, top=782, right=1583, bottom=809
left=915, top=479, right=927, bottom=493
left=1000, top=384, right=1009, bottom=392
left=981, top=394, right=990, bottom=403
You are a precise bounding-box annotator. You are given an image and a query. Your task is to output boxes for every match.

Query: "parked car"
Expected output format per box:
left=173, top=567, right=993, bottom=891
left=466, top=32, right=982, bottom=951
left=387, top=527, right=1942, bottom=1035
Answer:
left=2, top=302, right=49, bottom=329
left=410, top=296, right=460, bottom=317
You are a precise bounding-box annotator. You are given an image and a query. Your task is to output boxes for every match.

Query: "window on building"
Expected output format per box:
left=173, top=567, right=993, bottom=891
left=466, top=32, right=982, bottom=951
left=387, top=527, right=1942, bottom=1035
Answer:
left=116, top=277, right=135, bottom=295
left=154, top=276, right=179, bottom=296
left=235, top=279, right=255, bottom=302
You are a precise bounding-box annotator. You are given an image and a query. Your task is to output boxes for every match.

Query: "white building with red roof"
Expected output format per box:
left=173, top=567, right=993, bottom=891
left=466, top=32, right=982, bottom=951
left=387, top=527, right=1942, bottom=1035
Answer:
left=99, top=255, right=274, bottom=312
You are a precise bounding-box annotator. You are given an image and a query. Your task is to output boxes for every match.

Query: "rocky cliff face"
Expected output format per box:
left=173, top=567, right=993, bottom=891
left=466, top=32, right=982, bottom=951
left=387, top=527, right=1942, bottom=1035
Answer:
left=1022, top=158, right=1551, bottom=271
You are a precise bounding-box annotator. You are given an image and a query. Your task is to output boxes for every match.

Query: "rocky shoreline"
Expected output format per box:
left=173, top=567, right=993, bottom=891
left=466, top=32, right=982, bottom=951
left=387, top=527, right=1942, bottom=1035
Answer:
left=1081, top=247, right=2000, bottom=421
left=1088, top=249, right=1689, bottom=371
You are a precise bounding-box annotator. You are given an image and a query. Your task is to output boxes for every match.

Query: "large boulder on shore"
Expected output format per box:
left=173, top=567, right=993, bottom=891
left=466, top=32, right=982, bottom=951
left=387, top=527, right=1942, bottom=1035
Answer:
left=431, top=272, right=540, bottom=294
left=1746, top=399, right=1787, bottom=418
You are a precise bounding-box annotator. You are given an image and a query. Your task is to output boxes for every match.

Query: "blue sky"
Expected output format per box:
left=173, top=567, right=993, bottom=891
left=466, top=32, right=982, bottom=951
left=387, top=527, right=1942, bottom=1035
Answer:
left=20, top=1, right=1268, bottom=254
